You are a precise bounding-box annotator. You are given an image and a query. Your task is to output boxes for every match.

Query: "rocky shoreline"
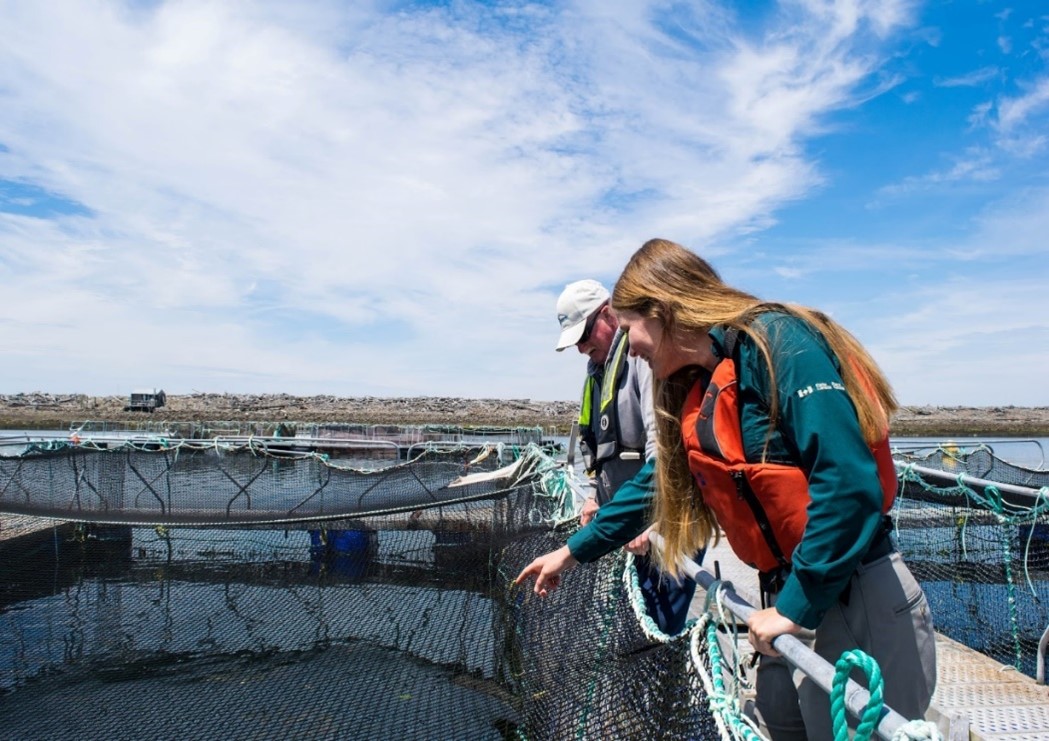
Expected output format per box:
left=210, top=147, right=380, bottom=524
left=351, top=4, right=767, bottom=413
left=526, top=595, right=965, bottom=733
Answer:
left=1, top=392, right=1048, bottom=437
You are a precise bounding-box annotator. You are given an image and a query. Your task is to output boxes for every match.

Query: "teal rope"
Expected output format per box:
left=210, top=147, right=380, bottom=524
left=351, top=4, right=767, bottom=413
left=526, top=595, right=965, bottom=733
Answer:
left=897, top=465, right=1049, bottom=606
left=1019, top=486, right=1049, bottom=598
left=999, top=518, right=1024, bottom=671
left=830, top=649, right=883, bottom=741
left=896, top=464, right=1049, bottom=523
left=623, top=552, right=697, bottom=640
left=701, top=619, right=763, bottom=740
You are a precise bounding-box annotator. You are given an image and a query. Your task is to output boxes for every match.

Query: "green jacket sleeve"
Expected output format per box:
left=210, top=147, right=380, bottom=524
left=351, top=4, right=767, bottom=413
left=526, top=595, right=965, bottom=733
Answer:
left=566, top=458, right=654, bottom=562
left=739, top=315, right=886, bottom=629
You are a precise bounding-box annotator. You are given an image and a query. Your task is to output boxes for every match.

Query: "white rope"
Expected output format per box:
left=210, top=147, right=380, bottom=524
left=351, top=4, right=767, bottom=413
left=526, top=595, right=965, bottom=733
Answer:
left=891, top=719, right=943, bottom=740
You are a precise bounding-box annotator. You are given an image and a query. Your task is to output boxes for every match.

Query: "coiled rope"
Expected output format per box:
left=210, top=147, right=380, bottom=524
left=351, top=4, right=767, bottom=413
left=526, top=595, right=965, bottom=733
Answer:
left=830, top=649, right=942, bottom=741
left=830, top=649, right=884, bottom=740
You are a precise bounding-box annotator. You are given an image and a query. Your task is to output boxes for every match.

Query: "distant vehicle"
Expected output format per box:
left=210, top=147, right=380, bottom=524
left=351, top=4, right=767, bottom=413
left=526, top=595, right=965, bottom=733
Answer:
left=125, top=388, right=167, bottom=413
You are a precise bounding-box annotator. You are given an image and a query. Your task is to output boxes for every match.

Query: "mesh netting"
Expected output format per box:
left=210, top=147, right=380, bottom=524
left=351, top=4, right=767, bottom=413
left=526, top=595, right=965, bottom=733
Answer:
left=0, top=433, right=721, bottom=740
left=895, top=442, right=1049, bottom=494
left=496, top=527, right=717, bottom=740
left=1, top=521, right=520, bottom=739
left=10, top=433, right=1044, bottom=738
left=894, top=443, right=1049, bottom=678
left=0, top=436, right=548, bottom=525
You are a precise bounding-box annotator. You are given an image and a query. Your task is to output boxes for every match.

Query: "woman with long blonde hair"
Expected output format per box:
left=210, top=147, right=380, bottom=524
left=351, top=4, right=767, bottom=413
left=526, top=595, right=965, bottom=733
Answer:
left=612, top=238, right=935, bottom=739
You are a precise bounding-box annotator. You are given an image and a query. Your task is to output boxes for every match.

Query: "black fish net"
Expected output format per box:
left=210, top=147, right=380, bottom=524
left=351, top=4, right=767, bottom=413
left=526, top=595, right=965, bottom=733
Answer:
left=894, top=443, right=1049, bottom=678
left=0, top=435, right=545, bottom=525
left=497, top=527, right=717, bottom=740
left=0, top=434, right=718, bottom=740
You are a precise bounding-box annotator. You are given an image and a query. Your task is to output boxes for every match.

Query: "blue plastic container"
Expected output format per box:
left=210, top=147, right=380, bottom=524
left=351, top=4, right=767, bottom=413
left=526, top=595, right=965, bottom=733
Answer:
left=329, top=529, right=372, bottom=553
left=308, top=529, right=375, bottom=580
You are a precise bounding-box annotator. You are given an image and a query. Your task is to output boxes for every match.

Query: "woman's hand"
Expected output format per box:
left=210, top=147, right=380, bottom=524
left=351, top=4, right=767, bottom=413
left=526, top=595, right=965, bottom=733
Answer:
left=624, top=525, right=654, bottom=556
left=514, top=545, right=579, bottom=597
left=746, top=607, right=802, bottom=657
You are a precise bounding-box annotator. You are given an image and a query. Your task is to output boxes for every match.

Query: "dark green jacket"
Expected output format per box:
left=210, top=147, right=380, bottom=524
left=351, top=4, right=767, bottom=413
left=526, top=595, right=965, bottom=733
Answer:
left=567, top=458, right=656, bottom=562
left=568, top=312, right=887, bottom=629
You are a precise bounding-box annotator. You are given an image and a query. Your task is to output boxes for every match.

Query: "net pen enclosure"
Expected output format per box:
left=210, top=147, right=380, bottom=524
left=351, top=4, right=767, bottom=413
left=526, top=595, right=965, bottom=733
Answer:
left=0, top=428, right=717, bottom=741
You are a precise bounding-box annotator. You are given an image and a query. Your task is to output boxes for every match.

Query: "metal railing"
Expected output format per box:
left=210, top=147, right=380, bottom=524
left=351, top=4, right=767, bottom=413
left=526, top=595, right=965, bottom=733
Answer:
left=649, top=532, right=933, bottom=741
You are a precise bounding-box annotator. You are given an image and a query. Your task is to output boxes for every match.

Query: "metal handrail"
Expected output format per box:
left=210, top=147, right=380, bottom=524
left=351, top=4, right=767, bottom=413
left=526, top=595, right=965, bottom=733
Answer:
left=896, top=461, right=1047, bottom=508
left=1038, top=623, right=1049, bottom=685
left=891, top=438, right=1046, bottom=470
left=979, top=438, right=1046, bottom=469
left=649, top=532, right=916, bottom=741
left=565, top=421, right=579, bottom=468
left=405, top=439, right=507, bottom=458
left=7, top=433, right=403, bottom=449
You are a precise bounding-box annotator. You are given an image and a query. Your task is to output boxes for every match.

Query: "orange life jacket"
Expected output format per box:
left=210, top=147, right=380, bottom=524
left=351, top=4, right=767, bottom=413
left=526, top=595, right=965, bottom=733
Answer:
left=680, top=344, right=897, bottom=573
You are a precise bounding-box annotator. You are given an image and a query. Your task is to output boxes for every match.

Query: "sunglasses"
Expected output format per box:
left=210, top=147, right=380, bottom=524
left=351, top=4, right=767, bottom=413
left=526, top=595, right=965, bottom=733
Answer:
left=577, top=304, right=606, bottom=345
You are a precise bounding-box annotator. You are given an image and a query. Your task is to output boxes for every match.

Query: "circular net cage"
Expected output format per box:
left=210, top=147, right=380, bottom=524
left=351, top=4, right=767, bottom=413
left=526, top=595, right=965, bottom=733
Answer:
left=895, top=443, right=1049, bottom=678
left=0, top=437, right=719, bottom=740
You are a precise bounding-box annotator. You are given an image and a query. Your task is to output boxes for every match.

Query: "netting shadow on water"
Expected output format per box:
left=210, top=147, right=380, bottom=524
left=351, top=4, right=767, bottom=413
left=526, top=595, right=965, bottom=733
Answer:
left=894, top=443, right=1049, bottom=679
left=0, top=439, right=719, bottom=740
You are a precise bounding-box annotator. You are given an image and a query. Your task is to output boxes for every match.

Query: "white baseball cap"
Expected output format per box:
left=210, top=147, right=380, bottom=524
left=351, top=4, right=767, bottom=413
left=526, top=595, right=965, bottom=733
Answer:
left=555, top=279, right=610, bottom=351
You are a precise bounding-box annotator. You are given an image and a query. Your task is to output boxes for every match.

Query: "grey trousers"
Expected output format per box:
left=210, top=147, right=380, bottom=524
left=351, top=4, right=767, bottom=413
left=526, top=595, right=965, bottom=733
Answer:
left=753, top=552, right=937, bottom=741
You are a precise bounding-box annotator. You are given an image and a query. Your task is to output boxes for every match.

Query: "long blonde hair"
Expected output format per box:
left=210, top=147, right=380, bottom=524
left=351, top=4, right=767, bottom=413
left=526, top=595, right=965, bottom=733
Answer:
left=611, top=238, right=898, bottom=577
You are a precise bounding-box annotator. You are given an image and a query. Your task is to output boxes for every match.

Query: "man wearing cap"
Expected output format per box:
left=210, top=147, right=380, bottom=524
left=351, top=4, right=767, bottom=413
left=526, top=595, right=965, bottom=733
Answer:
left=522, top=279, right=697, bottom=635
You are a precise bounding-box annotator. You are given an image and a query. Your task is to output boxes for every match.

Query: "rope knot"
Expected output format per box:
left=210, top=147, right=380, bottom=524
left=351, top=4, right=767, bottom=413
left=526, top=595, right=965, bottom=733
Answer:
left=891, top=719, right=944, bottom=740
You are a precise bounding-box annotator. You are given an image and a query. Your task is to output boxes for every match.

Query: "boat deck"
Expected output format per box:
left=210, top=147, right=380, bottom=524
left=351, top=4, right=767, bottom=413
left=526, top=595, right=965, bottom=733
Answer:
left=693, top=538, right=1049, bottom=740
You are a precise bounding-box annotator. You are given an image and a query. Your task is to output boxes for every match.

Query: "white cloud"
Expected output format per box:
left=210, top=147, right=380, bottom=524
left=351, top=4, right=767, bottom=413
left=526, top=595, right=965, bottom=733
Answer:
left=993, top=75, right=1049, bottom=154
left=934, top=66, right=999, bottom=87
left=998, top=77, right=1049, bottom=128
left=866, top=276, right=1049, bottom=406
left=878, top=67, right=1048, bottom=201
left=873, top=148, right=1000, bottom=200
left=735, top=187, right=1049, bottom=406
left=0, top=0, right=970, bottom=403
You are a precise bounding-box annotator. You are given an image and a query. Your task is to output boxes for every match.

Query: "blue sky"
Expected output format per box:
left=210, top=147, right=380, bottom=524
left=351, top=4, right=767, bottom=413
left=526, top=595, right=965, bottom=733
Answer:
left=0, top=0, right=1046, bottom=406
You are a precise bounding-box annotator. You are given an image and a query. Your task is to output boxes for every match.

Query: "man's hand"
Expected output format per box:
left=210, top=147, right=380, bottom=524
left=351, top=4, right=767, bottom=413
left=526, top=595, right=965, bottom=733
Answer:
left=514, top=545, right=578, bottom=597
left=579, top=496, right=599, bottom=526
left=746, top=607, right=802, bottom=657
